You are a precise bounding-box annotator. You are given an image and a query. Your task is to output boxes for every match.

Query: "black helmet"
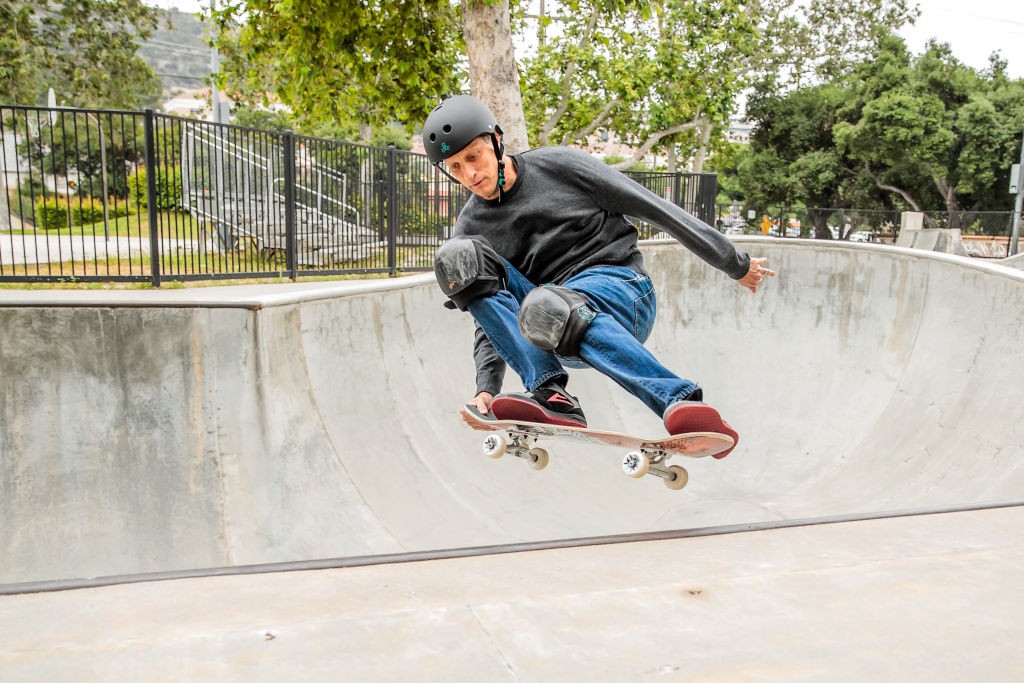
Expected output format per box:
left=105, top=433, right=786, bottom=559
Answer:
left=422, top=95, right=502, bottom=164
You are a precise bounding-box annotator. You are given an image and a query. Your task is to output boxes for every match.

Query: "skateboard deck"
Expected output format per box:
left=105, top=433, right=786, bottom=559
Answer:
left=460, top=404, right=734, bottom=491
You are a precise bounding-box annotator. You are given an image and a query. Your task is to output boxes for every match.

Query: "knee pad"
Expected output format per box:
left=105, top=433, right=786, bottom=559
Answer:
left=434, top=235, right=508, bottom=310
left=518, top=285, right=597, bottom=357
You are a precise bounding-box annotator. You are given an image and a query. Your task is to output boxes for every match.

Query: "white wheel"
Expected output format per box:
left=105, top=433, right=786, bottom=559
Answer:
left=622, top=451, right=650, bottom=478
left=663, top=465, right=689, bottom=490
left=528, top=447, right=549, bottom=470
left=482, top=433, right=508, bottom=459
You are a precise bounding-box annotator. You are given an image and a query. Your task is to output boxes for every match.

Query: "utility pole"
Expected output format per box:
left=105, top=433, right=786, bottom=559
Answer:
left=1011, top=131, right=1023, bottom=256
left=209, top=0, right=225, bottom=124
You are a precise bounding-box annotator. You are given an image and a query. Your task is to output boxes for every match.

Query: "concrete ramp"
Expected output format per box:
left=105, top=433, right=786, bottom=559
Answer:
left=2, top=238, right=1023, bottom=584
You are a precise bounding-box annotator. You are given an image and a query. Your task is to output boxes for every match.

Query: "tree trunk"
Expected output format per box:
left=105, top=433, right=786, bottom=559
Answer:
left=462, top=0, right=529, bottom=153
left=935, top=176, right=960, bottom=228
left=610, top=119, right=701, bottom=171
left=692, top=116, right=712, bottom=172
left=866, top=162, right=922, bottom=212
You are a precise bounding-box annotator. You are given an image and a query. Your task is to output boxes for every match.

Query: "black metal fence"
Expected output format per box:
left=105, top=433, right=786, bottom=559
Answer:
left=716, top=204, right=1018, bottom=252
left=1, top=104, right=719, bottom=285
left=715, top=205, right=903, bottom=241
left=626, top=170, right=718, bottom=239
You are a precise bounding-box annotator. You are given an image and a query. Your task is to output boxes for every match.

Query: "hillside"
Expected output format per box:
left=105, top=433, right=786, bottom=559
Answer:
left=138, top=8, right=210, bottom=93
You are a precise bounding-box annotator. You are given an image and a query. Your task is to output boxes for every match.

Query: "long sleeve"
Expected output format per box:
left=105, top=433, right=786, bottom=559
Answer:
left=570, top=151, right=751, bottom=281
left=472, top=323, right=506, bottom=396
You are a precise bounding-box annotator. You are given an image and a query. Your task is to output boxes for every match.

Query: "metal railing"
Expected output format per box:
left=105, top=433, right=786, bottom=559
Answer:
left=1, top=104, right=718, bottom=284
left=717, top=204, right=1017, bottom=251
left=715, top=205, right=904, bottom=240
left=626, top=170, right=718, bottom=239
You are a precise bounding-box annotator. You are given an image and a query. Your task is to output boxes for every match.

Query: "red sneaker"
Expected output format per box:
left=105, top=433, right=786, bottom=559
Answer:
left=663, top=400, right=738, bottom=459
left=490, top=382, right=587, bottom=428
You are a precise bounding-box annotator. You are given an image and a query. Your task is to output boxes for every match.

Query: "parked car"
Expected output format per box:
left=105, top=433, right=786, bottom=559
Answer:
left=718, top=216, right=747, bottom=234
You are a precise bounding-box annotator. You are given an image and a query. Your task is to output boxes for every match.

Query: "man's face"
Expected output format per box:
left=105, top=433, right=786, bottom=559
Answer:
left=445, top=135, right=500, bottom=200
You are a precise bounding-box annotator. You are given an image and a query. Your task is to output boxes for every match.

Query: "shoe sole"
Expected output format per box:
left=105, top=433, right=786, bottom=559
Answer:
left=664, top=403, right=738, bottom=459
left=490, top=395, right=587, bottom=428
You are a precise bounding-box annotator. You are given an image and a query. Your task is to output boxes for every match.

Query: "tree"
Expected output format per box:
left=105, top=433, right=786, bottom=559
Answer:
left=738, top=81, right=880, bottom=237
left=208, top=0, right=464, bottom=143
left=732, top=31, right=1024, bottom=234
left=205, top=0, right=918, bottom=168
left=833, top=34, right=1024, bottom=222
left=757, top=0, right=918, bottom=89
left=462, top=0, right=529, bottom=153
left=520, top=0, right=758, bottom=170
left=517, top=0, right=916, bottom=171
left=0, top=0, right=162, bottom=108
left=704, top=140, right=747, bottom=205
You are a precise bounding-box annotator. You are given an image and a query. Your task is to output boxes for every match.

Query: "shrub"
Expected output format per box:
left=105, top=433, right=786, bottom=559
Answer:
left=33, top=196, right=132, bottom=229
left=34, top=197, right=71, bottom=230
left=128, top=166, right=183, bottom=211
left=70, top=198, right=130, bottom=225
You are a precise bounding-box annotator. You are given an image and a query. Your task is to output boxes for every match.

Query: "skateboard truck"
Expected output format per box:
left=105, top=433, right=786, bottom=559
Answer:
left=482, top=431, right=550, bottom=470
left=622, top=448, right=689, bottom=490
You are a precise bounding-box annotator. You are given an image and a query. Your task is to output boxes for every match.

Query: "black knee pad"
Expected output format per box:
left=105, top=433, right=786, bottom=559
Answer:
left=434, top=235, right=508, bottom=310
left=518, top=285, right=597, bottom=357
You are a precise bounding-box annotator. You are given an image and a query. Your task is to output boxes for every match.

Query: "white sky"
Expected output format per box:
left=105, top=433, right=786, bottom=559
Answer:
left=899, top=1, right=1024, bottom=78
left=146, top=1, right=1024, bottom=79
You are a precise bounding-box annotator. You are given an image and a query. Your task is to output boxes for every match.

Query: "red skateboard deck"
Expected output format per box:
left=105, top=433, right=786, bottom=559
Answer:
left=460, top=404, right=733, bottom=490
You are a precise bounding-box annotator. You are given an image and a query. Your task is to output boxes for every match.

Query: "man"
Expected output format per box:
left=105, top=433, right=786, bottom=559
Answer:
left=425, top=95, right=774, bottom=458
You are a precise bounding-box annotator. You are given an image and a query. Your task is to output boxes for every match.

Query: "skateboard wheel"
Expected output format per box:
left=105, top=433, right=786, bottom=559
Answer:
left=527, top=447, right=549, bottom=471
left=663, top=465, right=689, bottom=490
left=622, top=451, right=649, bottom=478
left=482, top=434, right=508, bottom=459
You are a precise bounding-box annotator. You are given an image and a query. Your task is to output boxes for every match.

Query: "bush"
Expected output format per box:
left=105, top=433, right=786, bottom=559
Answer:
left=128, top=166, right=182, bottom=211
left=70, top=197, right=130, bottom=225
left=34, top=197, right=71, bottom=230
left=33, top=196, right=131, bottom=229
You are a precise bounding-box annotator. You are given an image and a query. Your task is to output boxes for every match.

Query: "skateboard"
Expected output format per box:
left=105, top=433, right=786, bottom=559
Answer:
left=460, top=404, right=734, bottom=491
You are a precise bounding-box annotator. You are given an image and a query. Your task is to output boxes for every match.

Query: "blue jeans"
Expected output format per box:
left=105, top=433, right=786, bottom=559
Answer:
left=466, top=263, right=699, bottom=417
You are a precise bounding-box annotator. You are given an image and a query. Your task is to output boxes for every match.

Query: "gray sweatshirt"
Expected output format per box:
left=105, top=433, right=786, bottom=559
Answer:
left=452, top=145, right=750, bottom=395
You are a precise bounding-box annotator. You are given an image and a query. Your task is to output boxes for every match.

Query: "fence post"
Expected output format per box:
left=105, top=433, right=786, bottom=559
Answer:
left=143, top=109, right=162, bottom=287
left=386, top=144, right=398, bottom=275
left=282, top=131, right=297, bottom=279
left=701, top=173, right=717, bottom=224
left=1010, top=131, right=1023, bottom=256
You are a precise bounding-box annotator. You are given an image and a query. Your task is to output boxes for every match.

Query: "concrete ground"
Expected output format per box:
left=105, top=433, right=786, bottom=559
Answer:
left=2, top=238, right=1023, bottom=679
left=3, top=507, right=1022, bottom=681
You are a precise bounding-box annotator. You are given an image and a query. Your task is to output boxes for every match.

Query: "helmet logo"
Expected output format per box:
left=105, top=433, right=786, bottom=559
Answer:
left=440, top=142, right=450, bottom=154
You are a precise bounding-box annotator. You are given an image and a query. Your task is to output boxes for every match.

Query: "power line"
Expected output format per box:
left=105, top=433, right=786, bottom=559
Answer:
left=156, top=73, right=206, bottom=82
left=144, top=39, right=208, bottom=55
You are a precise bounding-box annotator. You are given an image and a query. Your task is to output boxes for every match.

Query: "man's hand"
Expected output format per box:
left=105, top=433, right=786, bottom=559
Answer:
left=460, top=391, right=494, bottom=423
left=738, top=257, right=776, bottom=293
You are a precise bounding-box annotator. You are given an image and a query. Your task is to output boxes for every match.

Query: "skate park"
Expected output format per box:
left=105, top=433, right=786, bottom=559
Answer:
left=1, top=236, right=1023, bottom=680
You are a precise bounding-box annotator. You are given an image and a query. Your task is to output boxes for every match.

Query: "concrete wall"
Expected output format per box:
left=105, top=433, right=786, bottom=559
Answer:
left=2, top=239, right=1023, bottom=583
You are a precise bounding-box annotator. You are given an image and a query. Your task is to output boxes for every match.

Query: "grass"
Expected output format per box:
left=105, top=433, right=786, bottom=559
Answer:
left=0, top=242, right=436, bottom=289
left=2, top=203, right=437, bottom=288
left=3, top=207, right=201, bottom=239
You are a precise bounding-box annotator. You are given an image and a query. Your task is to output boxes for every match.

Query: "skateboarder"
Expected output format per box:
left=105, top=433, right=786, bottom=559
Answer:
left=424, top=95, right=775, bottom=457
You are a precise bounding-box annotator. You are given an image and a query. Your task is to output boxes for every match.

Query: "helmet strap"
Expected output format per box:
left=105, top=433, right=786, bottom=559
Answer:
left=491, top=127, right=506, bottom=203
left=432, top=162, right=459, bottom=185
